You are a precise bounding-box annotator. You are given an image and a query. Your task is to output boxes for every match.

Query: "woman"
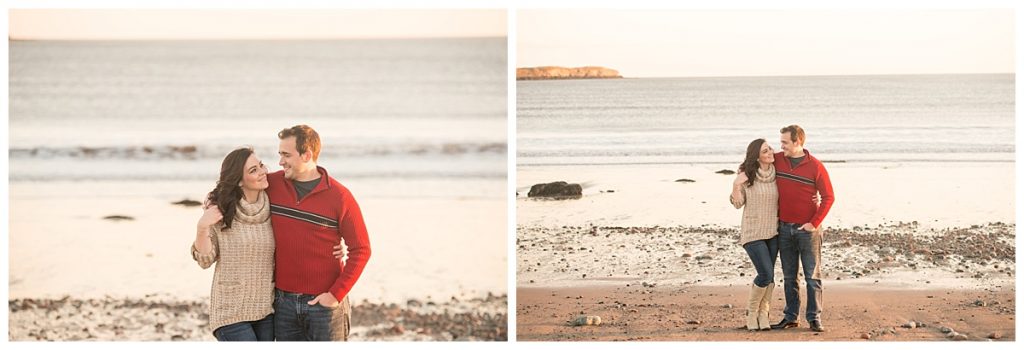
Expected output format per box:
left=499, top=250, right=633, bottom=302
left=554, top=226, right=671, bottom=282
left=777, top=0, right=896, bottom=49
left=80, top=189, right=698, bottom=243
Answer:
left=191, top=147, right=275, bottom=341
left=730, top=138, right=779, bottom=331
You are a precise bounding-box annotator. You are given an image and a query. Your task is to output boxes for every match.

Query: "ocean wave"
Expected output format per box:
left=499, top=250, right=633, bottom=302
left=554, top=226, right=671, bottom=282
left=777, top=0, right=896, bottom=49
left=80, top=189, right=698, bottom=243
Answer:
left=8, top=170, right=508, bottom=182
left=9, top=142, right=507, bottom=160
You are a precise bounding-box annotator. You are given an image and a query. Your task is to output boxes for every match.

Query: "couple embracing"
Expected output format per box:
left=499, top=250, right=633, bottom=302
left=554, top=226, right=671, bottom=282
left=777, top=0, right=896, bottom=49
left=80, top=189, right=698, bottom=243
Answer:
left=730, top=124, right=834, bottom=333
left=191, top=125, right=371, bottom=341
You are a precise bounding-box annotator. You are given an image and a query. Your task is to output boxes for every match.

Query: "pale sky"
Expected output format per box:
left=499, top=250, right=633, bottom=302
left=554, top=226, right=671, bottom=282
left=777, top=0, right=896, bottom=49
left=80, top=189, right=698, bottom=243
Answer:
left=518, top=9, right=1014, bottom=77
left=9, top=9, right=506, bottom=40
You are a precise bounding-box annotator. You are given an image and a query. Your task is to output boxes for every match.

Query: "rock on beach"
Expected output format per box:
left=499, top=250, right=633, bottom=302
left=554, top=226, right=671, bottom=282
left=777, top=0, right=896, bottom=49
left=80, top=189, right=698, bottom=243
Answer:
left=528, top=181, right=583, bottom=199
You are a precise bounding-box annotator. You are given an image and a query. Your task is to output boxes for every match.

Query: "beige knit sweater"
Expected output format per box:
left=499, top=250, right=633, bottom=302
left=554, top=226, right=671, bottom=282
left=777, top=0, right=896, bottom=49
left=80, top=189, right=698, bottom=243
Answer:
left=191, top=191, right=275, bottom=332
left=730, top=165, right=779, bottom=246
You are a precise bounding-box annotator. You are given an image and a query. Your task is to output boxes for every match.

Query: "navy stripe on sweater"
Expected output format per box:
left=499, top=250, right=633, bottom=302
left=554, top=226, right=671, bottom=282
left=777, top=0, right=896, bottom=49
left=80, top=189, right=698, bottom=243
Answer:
left=777, top=171, right=815, bottom=186
left=270, top=204, right=338, bottom=228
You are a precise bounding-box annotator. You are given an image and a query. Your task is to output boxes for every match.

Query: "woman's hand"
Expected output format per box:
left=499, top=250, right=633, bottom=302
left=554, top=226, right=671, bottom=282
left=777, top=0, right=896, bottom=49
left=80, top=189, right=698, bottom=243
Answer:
left=730, top=172, right=747, bottom=208
left=197, top=205, right=223, bottom=228
left=332, top=240, right=348, bottom=260
left=732, top=172, right=748, bottom=187
left=193, top=203, right=221, bottom=263
left=812, top=193, right=821, bottom=205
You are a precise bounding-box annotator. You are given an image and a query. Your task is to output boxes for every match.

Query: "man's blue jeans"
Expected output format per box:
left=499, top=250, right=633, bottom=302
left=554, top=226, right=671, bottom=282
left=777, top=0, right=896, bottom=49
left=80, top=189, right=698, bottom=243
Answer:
left=213, top=314, right=274, bottom=341
left=743, top=235, right=779, bottom=288
left=778, top=221, right=823, bottom=322
left=273, top=289, right=351, bottom=341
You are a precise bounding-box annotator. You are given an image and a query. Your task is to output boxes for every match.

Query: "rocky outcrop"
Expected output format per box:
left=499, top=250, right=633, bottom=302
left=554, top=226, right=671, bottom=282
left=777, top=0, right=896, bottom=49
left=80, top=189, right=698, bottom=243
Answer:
left=516, top=66, right=622, bottom=80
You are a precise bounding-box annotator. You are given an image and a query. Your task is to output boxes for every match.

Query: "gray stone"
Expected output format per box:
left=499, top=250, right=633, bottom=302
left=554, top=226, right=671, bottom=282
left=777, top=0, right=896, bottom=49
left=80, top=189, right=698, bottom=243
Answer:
left=528, top=181, right=583, bottom=199
left=571, top=315, right=602, bottom=326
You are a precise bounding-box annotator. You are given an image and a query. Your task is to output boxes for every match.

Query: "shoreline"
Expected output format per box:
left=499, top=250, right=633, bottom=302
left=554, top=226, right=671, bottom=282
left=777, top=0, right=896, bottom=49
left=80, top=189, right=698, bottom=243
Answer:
left=9, top=293, right=508, bottom=341
left=516, top=162, right=1015, bottom=230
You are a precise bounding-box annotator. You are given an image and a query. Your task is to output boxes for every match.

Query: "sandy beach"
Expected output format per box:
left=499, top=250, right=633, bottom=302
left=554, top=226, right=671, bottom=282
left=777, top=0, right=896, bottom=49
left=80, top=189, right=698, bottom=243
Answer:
left=8, top=178, right=507, bottom=341
left=516, top=162, right=1015, bottom=341
left=516, top=223, right=1015, bottom=341
left=517, top=162, right=1015, bottom=230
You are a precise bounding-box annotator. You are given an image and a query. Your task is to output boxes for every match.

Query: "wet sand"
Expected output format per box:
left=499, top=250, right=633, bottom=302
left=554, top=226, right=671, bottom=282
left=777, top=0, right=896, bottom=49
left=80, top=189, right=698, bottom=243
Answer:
left=517, top=285, right=1013, bottom=341
left=517, top=162, right=1015, bottom=230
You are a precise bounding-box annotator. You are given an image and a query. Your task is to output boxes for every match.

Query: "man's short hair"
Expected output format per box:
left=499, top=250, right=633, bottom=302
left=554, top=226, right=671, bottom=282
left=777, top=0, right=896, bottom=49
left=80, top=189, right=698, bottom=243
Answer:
left=278, top=125, right=321, bottom=162
left=780, top=124, right=806, bottom=145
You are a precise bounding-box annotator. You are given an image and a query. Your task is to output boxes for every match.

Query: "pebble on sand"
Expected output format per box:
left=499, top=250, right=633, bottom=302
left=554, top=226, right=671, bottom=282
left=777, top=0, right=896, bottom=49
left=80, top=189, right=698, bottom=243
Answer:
left=103, top=215, right=134, bottom=221
left=571, top=315, right=602, bottom=327
left=860, top=333, right=872, bottom=340
left=674, top=178, right=696, bottom=183
left=715, top=169, right=736, bottom=175
left=380, top=323, right=404, bottom=336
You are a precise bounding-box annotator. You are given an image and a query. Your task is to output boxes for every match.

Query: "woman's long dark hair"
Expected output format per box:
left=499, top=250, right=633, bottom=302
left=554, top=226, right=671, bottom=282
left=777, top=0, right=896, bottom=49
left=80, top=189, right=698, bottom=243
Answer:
left=207, top=147, right=254, bottom=230
left=739, top=139, right=766, bottom=187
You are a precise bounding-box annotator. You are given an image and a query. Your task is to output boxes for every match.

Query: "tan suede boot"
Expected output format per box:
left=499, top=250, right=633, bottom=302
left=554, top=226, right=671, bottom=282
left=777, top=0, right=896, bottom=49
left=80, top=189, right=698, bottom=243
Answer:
left=757, top=283, right=775, bottom=330
left=746, top=284, right=767, bottom=330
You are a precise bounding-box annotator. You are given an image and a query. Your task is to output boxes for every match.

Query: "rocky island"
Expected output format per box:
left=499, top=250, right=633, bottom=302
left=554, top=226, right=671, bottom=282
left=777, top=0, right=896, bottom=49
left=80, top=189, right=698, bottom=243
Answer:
left=516, top=66, right=622, bottom=80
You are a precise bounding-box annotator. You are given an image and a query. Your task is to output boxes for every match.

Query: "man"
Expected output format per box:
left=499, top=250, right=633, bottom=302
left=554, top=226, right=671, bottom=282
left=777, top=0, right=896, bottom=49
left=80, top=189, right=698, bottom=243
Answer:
left=771, top=125, right=834, bottom=333
left=267, top=124, right=371, bottom=341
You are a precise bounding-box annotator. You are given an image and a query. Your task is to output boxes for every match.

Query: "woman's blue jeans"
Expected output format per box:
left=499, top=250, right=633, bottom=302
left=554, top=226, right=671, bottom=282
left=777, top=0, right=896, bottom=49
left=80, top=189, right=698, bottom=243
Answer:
left=213, top=313, right=274, bottom=341
left=743, top=235, right=780, bottom=288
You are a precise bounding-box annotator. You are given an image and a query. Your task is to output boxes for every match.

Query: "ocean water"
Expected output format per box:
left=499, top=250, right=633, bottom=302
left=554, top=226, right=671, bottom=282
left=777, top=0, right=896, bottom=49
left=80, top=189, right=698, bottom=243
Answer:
left=9, top=39, right=508, bottom=302
left=10, top=39, right=507, bottom=189
left=517, top=74, right=1014, bottom=166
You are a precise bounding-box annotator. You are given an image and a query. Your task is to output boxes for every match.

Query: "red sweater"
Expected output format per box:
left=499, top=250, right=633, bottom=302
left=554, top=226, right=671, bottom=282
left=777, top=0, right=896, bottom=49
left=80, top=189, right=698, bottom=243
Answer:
left=774, top=150, right=835, bottom=228
left=266, top=166, right=371, bottom=301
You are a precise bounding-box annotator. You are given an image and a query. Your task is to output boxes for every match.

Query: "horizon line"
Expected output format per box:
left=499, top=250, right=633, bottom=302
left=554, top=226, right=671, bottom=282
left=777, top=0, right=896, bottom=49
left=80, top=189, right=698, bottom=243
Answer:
left=516, top=72, right=1015, bottom=79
